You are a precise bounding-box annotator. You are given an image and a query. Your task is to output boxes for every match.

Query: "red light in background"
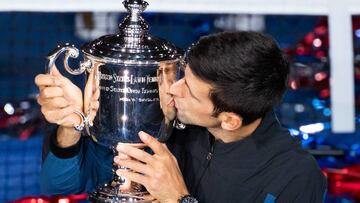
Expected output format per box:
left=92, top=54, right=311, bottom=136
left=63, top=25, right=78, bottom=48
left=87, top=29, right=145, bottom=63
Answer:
left=313, top=38, right=322, bottom=47
left=315, top=72, right=327, bottom=81
left=314, top=25, right=327, bottom=35
left=320, top=89, right=330, bottom=98
left=296, top=45, right=305, bottom=55
left=58, top=198, right=70, bottom=203
left=315, top=50, right=326, bottom=59
left=290, top=80, right=298, bottom=90
left=304, top=32, right=315, bottom=45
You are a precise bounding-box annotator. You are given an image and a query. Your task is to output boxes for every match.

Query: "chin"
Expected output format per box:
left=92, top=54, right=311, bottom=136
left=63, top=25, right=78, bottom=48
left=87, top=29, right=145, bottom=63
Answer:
left=176, top=114, right=190, bottom=125
left=165, top=110, right=176, bottom=121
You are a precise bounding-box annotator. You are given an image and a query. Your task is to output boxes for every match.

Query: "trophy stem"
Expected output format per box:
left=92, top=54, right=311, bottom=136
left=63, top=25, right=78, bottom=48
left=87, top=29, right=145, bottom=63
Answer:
left=88, top=145, right=154, bottom=203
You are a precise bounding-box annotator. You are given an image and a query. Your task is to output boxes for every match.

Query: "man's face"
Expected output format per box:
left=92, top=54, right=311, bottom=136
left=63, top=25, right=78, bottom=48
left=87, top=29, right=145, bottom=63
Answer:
left=169, top=65, right=220, bottom=128
left=157, top=62, right=177, bottom=123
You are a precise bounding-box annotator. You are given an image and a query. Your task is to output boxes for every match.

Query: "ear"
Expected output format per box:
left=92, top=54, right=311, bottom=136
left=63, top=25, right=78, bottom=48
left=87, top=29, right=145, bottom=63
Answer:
left=218, top=112, right=243, bottom=131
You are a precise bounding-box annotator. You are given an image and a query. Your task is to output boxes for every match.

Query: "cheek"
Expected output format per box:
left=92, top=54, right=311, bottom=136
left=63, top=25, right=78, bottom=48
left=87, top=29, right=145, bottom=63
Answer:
left=186, top=101, right=213, bottom=117
left=189, top=112, right=220, bottom=128
left=198, top=100, right=215, bottom=115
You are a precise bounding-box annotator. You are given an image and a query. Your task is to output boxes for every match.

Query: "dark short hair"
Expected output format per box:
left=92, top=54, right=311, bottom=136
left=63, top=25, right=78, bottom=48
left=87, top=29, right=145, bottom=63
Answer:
left=187, top=31, right=289, bottom=125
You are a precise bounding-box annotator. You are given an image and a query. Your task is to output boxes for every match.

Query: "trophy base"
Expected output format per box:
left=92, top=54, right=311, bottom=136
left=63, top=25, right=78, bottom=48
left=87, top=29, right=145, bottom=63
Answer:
left=89, top=182, right=155, bottom=203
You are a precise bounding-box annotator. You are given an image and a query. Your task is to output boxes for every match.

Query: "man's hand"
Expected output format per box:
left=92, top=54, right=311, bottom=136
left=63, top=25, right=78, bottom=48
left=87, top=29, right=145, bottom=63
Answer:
left=34, top=65, right=83, bottom=147
left=114, top=131, right=189, bottom=203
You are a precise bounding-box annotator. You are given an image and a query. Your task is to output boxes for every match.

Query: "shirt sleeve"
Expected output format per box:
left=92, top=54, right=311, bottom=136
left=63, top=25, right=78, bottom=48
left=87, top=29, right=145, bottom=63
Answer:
left=276, top=169, right=327, bottom=203
left=40, top=127, right=114, bottom=196
left=40, top=151, right=85, bottom=195
left=40, top=129, right=86, bottom=195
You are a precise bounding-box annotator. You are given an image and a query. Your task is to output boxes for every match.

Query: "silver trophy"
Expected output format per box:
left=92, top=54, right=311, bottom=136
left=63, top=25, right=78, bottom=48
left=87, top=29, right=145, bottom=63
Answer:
left=46, top=0, right=184, bottom=202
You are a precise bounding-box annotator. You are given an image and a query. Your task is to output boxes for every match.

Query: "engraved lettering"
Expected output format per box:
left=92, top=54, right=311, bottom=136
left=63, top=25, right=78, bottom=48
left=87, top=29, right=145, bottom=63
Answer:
left=100, top=73, right=113, bottom=81
left=146, top=75, right=157, bottom=84
left=131, top=76, right=146, bottom=84
left=101, top=73, right=158, bottom=85
left=119, top=97, right=131, bottom=102
left=141, top=88, right=158, bottom=94
left=138, top=98, right=160, bottom=102
left=113, top=74, right=130, bottom=84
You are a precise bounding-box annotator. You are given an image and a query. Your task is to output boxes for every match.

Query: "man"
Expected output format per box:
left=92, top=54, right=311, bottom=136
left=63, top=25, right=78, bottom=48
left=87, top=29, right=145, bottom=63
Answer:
left=35, top=31, right=327, bottom=202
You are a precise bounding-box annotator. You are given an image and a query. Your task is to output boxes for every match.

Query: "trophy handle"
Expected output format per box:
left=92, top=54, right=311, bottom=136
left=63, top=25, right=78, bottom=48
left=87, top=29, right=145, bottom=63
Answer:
left=46, top=43, right=93, bottom=132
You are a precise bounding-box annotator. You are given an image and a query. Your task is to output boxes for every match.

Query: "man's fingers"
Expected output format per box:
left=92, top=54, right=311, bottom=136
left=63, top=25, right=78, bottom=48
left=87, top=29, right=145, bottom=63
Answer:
left=139, top=131, right=167, bottom=156
left=116, top=144, right=155, bottom=164
left=40, top=87, right=64, bottom=99
left=35, top=74, right=62, bottom=88
left=38, top=97, right=69, bottom=109
left=50, top=97, right=70, bottom=109
left=116, top=153, right=130, bottom=160
left=36, top=67, right=77, bottom=91
left=116, top=169, right=149, bottom=187
left=59, top=113, right=83, bottom=127
left=91, top=100, right=99, bottom=110
left=36, top=95, right=45, bottom=106
left=42, top=105, right=77, bottom=124
left=55, top=106, right=79, bottom=119
left=114, top=158, right=152, bottom=176
left=93, top=87, right=100, bottom=100
left=50, top=65, right=63, bottom=77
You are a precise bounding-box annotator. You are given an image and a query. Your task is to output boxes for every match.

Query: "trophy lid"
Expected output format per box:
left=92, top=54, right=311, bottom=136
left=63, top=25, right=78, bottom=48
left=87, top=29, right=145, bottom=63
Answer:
left=81, top=0, right=182, bottom=64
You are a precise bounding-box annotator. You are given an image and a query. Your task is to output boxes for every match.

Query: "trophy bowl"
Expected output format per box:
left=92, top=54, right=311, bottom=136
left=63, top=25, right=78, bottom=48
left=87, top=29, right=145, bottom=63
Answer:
left=45, top=0, right=184, bottom=202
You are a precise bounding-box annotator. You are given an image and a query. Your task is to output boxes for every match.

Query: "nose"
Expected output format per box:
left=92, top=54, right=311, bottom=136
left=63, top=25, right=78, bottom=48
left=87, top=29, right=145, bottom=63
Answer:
left=169, top=78, right=185, bottom=98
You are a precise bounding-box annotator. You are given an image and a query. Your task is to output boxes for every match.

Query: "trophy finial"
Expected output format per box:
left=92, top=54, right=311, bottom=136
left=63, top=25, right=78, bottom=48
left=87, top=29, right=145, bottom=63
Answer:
left=123, top=0, right=148, bottom=13
left=119, top=0, right=149, bottom=46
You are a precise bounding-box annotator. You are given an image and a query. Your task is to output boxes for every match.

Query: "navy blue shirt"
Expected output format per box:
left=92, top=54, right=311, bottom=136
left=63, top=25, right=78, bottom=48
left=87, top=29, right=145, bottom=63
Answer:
left=168, top=111, right=327, bottom=202
left=41, top=111, right=327, bottom=202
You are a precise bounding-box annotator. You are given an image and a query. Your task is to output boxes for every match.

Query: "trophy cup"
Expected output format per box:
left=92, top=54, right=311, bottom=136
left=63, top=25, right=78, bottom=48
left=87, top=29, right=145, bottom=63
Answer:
left=46, top=0, right=184, bottom=202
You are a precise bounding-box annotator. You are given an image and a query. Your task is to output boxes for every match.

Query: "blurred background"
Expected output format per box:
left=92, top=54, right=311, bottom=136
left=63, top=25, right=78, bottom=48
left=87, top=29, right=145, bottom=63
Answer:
left=1, top=0, right=360, bottom=202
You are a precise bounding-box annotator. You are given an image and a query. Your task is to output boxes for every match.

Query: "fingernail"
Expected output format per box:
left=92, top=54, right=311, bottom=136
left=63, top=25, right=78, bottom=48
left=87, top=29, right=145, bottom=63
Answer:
left=138, top=131, right=147, bottom=140
left=138, top=131, right=145, bottom=137
left=117, top=144, right=124, bottom=152
left=114, top=156, right=119, bottom=163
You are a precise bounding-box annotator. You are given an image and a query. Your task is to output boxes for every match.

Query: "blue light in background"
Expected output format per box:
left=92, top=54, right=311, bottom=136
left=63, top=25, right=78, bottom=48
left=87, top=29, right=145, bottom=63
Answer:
left=355, top=29, right=360, bottom=38
left=303, top=133, right=309, bottom=140
left=289, top=128, right=300, bottom=136
left=323, top=122, right=331, bottom=130
left=301, top=133, right=315, bottom=148
left=323, top=108, right=331, bottom=117
left=312, top=98, right=325, bottom=110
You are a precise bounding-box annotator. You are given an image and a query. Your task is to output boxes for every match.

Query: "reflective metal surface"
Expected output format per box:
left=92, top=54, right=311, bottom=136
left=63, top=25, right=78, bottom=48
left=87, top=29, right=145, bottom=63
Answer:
left=89, top=180, right=154, bottom=203
left=81, top=0, right=180, bottom=64
left=85, top=61, right=179, bottom=146
left=45, top=0, right=183, bottom=202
